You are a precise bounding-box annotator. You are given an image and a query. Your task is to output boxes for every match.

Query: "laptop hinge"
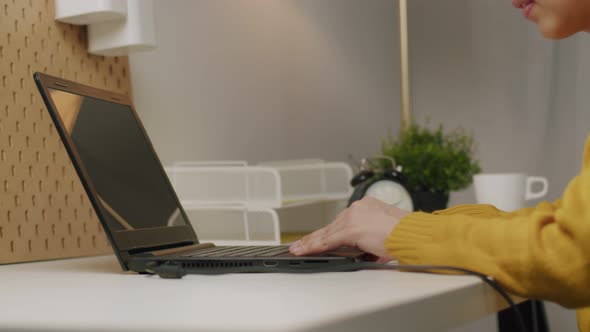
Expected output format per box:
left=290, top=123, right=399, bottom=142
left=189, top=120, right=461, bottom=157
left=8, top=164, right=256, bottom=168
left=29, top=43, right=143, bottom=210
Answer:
left=148, top=243, right=216, bottom=257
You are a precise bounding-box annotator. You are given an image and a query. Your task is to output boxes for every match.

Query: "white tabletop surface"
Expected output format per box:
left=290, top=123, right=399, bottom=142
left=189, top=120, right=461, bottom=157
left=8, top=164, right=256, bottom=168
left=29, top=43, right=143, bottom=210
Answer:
left=0, top=255, right=512, bottom=332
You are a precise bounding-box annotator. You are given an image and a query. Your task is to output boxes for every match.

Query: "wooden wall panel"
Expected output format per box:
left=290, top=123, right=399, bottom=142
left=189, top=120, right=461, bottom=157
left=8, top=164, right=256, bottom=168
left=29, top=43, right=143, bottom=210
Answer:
left=0, top=0, right=132, bottom=263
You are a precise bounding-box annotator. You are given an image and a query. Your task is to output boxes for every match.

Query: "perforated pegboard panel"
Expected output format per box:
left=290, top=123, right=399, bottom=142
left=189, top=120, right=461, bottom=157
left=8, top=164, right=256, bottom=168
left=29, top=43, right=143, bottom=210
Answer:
left=0, top=0, right=132, bottom=264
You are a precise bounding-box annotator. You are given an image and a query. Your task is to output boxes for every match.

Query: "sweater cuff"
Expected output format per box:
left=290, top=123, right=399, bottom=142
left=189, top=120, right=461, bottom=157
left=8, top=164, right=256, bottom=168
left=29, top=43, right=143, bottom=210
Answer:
left=384, top=212, right=446, bottom=265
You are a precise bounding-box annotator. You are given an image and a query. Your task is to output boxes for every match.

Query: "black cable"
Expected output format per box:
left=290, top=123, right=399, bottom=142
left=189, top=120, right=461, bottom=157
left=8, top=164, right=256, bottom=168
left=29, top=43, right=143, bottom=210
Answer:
left=531, top=299, right=539, bottom=332
left=362, top=263, right=528, bottom=332
left=144, top=261, right=527, bottom=332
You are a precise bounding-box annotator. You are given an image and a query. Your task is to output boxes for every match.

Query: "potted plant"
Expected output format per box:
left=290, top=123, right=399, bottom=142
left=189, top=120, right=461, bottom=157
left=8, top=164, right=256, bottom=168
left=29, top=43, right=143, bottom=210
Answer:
left=381, top=123, right=481, bottom=212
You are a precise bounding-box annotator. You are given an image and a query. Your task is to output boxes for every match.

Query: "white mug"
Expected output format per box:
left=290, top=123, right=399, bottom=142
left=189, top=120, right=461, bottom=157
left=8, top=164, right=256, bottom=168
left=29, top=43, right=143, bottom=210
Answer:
left=473, top=173, right=549, bottom=211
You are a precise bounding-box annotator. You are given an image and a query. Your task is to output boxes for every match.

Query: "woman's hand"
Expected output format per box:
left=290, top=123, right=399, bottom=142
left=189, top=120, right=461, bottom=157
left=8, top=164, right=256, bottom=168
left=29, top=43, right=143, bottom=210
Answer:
left=289, top=196, right=411, bottom=261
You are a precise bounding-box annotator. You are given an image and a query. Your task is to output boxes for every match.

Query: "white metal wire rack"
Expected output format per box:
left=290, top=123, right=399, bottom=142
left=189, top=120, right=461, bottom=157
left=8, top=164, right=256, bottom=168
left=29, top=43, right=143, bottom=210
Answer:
left=165, top=160, right=353, bottom=245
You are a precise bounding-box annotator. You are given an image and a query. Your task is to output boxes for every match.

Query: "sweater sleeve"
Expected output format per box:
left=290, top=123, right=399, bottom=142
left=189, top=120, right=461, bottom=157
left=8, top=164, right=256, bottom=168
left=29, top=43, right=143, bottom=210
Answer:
left=431, top=204, right=533, bottom=219
left=386, top=139, right=590, bottom=308
left=432, top=200, right=563, bottom=219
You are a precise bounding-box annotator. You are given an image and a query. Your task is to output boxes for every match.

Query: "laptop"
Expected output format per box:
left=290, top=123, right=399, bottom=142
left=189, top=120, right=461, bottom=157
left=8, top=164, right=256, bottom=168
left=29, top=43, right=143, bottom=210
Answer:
left=34, top=73, right=364, bottom=278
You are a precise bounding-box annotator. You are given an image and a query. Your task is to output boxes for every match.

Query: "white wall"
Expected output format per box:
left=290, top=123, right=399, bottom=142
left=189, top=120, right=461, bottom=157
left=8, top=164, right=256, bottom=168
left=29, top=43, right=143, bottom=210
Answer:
left=130, top=0, right=401, bottom=166
left=130, top=1, right=589, bottom=330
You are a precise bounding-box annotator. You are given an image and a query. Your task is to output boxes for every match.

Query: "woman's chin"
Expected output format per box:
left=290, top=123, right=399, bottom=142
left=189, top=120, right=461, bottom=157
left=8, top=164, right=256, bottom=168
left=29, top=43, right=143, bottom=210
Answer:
left=541, top=29, right=578, bottom=40
left=538, top=20, right=578, bottom=40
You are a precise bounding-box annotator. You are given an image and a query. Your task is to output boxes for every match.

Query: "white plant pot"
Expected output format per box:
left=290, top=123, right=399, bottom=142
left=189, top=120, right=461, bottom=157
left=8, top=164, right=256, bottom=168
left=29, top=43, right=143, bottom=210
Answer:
left=88, top=0, right=156, bottom=56
left=55, top=0, right=127, bottom=25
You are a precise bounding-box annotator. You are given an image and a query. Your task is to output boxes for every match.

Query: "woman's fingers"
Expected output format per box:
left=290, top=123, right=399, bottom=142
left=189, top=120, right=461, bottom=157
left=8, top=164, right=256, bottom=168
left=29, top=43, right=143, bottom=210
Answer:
left=289, top=207, right=349, bottom=255
left=288, top=196, right=408, bottom=259
left=289, top=227, right=349, bottom=256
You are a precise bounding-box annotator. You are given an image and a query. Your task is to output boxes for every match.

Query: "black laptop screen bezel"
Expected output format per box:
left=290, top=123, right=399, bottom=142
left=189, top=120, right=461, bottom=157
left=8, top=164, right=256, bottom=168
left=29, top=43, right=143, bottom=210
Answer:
left=34, top=72, right=198, bottom=270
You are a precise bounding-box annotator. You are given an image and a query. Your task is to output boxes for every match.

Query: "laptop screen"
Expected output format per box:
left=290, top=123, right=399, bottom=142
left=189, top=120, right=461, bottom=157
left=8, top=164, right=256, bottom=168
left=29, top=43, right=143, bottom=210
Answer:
left=48, top=88, right=189, bottom=232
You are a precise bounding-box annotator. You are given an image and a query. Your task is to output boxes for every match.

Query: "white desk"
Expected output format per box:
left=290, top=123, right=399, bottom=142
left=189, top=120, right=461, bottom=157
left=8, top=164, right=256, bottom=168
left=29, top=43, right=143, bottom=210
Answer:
left=0, top=255, right=511, bottom=332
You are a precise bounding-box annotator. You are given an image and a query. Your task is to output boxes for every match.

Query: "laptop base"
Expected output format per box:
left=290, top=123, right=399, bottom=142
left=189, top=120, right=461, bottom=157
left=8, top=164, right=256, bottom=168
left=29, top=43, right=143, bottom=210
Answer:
left=129, top=257, right=364, bottom=278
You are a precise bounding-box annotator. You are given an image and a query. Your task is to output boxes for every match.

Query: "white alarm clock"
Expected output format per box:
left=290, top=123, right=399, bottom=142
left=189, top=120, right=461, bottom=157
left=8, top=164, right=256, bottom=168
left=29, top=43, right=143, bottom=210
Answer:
left=348, top=157, right=414, bottom=211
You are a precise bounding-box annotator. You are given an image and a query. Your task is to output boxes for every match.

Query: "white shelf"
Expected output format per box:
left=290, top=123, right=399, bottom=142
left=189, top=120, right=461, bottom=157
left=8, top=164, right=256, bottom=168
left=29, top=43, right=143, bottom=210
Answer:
left=166, top=160, right=353, bottom=208
left=166, top=160, right=352, bottom=244
left=259, top=160, right=353, bottom=203
left=177, top=205, right=281, bottom=246
left=55, top=0, right=127, bottom=25
left=88, top=0, right=157, bottom=56
left=173, top=199, right=347, bottom=246
left=166, top=162, right=282, bottom=208
left=55, top=0, right=156, bottom=56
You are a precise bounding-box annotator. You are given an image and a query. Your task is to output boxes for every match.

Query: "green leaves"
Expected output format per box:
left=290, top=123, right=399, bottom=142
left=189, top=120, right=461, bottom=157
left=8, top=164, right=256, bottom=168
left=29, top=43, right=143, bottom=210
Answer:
left=381, top=123, right=481, bottom=193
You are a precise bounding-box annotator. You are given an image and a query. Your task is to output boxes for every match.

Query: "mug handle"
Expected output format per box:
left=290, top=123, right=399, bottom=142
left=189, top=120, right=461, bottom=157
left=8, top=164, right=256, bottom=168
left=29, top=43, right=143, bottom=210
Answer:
left=526, top=176, right=549, bottom=201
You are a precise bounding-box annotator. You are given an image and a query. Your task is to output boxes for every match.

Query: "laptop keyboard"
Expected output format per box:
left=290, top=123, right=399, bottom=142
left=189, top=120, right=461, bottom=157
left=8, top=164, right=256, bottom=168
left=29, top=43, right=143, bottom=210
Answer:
left=181, top=246, right=291, bottom=258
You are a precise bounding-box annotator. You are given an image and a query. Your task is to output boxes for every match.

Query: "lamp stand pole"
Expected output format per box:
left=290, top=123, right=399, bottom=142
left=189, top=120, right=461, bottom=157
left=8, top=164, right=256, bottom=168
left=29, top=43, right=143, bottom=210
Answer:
left=398, top=0, right=412, bottom=130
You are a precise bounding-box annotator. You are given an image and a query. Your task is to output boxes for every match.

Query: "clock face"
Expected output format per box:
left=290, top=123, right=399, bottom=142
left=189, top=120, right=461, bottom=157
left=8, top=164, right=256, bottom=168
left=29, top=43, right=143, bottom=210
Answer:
left=365, top=180, right=414, bottom=211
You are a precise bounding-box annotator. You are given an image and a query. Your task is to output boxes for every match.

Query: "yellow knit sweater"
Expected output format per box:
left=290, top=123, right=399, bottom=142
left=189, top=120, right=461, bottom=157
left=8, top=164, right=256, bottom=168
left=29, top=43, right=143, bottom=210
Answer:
left=385, top=136, right=590, bottom=331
